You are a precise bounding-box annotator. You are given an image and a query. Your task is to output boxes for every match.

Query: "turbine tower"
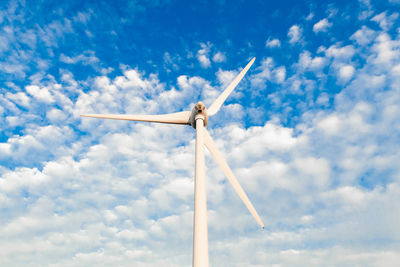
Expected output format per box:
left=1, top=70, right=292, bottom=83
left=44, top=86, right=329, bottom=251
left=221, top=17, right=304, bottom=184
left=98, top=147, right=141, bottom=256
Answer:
left=81, top=57, right=264, bottom=267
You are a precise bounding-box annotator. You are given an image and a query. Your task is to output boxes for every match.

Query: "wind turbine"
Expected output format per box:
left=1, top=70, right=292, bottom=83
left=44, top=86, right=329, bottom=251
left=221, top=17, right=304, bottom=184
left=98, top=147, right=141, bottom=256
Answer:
left=81, top=57, right=264, bottom=267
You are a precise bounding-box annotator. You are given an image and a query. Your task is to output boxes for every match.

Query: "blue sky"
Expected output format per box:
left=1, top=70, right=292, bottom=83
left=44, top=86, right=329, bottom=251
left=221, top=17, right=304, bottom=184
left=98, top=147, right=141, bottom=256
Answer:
left=1, top=0, right=400, bottom=266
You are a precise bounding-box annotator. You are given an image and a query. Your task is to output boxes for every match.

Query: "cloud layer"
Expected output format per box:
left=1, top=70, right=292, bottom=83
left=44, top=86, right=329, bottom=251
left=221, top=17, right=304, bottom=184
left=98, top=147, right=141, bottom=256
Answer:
left=1, top=0, right=400, bottom=266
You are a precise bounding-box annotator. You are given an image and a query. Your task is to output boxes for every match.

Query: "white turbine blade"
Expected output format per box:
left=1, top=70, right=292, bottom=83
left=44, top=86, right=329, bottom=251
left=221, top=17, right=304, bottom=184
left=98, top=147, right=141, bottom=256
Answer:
left=203, top=129, right=264, bottom=229
left=207, top=57, right=255, bottom=117
left=81, top=111, right=191, bottom=125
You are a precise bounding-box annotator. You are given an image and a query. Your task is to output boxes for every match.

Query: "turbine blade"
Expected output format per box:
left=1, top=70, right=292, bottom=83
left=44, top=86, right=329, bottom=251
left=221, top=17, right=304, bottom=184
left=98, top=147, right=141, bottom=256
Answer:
left=203, top=129, right=264, bottom=228
left=207, top=57, right=255, bottom=116
left=81, top=111, right=191, bottom=125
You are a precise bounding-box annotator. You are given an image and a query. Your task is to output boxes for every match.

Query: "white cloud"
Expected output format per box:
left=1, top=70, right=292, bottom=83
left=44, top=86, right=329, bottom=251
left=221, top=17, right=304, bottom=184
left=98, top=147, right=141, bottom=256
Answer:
left=316, top=93, right=329, bottom=107
left=59, top=50, right=99, bottom=66
left=350, top=26, right=376, bottom=46
left=325, top=44, right=355, bottom=60
left=5, top=92, right=30, bottom=107
left=288, top=25, right=302, bottom=44
left=313, top=18, right=332, bottom=33
left=297, top=51, right=328, bottom=72
left=37, top=18, right=73, bottom=48
left=163, top=52, right=180, bottom=72
left=212, top=52, right=226, bottom=63
left=309, top=56, right=327, bottom=70
left=250, top=57, right=273, bottom=90
left=392, top=64, right=400, bottom=76
left=175, top=74, right=211, bottom=106
left=0, top=143, right=11, bottom=156
left=317, top=115, right=341, bottom=135
left=266, top=38, right=281, bottom=48
left=371, top=33, right=399, bottom=67
left=339, top=65, right=355, bottom=82
left=46, top=108, right=68, bottom=123
left=197, top=54, right=211, bottom=68
left=197, top=43, right=212, bottom=68
left=371, top=12, right=399, bottom=31
left=25, top=85, right=55, bottom=103
left=292, top=157, right=331, bottom=189
left=274, top=66, right=286, bottom=83
left=73, top=10, right=92, bottom=24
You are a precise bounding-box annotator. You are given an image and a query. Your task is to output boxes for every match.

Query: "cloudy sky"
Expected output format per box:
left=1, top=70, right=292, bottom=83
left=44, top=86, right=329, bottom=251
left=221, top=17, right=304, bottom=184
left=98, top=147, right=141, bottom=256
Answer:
left=1, top=0, right=400, bottom=266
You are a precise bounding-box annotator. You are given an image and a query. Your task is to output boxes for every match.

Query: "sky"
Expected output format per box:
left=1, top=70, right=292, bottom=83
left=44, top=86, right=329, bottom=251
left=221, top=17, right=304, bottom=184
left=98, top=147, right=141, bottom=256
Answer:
left=0, top=0, right=400, bottom=266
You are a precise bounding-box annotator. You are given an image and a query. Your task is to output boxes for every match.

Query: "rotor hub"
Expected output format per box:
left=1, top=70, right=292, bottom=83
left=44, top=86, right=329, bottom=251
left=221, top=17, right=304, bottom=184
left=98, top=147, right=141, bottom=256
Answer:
left=189, top=102, right=208, bottom=128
